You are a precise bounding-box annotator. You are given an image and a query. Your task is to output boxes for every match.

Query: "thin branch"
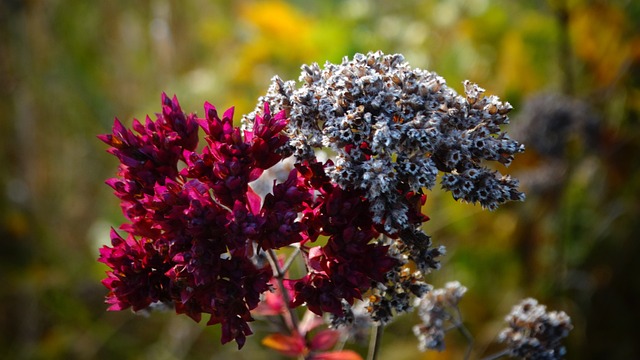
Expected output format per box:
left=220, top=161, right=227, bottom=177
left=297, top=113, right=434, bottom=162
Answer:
left=266, top=249, right=300, bottom=330
left=452, top=306, right=474, bottom=360
left=454, top=321, right=474, bottom=360
left=281, top=245, right=301, bottom=274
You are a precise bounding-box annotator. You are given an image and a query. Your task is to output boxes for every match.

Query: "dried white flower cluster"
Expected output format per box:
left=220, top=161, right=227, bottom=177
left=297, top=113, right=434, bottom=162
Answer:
left=362, top=230, right=445, bottom=324
left=412, top=281, right=468, bottom=352
left=246, top=51, right=524, bottom=233
left=498, top=298, right=573, bottom=360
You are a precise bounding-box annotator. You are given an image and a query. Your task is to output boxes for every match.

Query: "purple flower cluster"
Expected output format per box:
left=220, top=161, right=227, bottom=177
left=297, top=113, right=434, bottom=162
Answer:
left=285, top=161, right=399, bottom=316
left=99, top=94, right=291, bottom=347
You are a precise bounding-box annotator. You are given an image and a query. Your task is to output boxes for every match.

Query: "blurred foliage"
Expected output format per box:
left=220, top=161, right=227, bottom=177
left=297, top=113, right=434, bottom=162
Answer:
left=1, top=0, right=639, bottom=359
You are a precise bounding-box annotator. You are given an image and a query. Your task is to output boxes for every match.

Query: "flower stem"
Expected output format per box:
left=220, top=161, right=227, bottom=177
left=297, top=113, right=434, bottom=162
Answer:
left=367, top=324, right=384, bottom=360
left=453, top=306, right=474, bottom=360
left=281, top=245, right=301, bottom=274
left=266, top=249, right=300, bottom=331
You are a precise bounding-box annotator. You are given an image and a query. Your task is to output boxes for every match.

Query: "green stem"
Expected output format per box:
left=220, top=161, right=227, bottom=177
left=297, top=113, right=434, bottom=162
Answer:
left=367, top=324, right=384, bottom=360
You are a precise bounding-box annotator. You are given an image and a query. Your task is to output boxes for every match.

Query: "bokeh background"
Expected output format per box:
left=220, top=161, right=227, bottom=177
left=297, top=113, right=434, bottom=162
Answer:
left=1, top=0, right=639, bottom=359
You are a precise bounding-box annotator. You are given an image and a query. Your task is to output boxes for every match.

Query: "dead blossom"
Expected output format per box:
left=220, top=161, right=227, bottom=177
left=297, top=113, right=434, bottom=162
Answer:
left=498, top=298, right=573, bottom=360
left=246, top=51, right=525, bottom=234
left=412, top=281, right=468, bottom=352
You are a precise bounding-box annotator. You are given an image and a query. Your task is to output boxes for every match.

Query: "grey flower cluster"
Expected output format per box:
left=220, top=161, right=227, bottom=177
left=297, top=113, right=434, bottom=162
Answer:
left=498, top=298, right=573, bottom=360
left=364, top=229, right=445, bottom=324
left=246, top=51, right=524, bottom=233
left=412, top=281, right=467, bottom=352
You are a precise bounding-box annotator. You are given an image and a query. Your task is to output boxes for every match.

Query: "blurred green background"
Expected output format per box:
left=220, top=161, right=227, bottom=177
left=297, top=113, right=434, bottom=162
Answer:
left=1, top=0, right=639, bottom=359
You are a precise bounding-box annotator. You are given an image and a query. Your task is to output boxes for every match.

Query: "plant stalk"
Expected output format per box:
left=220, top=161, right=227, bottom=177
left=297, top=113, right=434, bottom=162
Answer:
left=266, top=249, right=300, bottom=330
left=367, top=324, right=384, bottom=360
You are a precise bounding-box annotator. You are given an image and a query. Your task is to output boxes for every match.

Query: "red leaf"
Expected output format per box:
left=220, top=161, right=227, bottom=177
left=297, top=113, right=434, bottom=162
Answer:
left=311, top=350, right=364, bottom=360
left=262, top=333, right=307, bottom=358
